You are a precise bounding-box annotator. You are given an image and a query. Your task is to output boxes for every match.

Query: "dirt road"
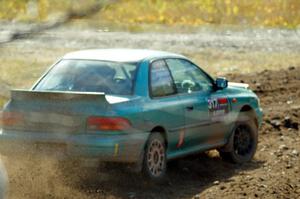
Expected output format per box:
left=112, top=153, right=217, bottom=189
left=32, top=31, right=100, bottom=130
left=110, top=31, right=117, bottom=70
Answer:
left=0, top=24, right=299, bottom=198
left=1, top=66, right=299, bottom=199
left=1, top=22, right=300, bottom=52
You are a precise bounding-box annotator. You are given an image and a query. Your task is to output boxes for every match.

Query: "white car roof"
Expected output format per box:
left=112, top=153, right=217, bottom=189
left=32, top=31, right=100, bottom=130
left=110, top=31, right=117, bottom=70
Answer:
left=63, top=49, right=185, bottom=62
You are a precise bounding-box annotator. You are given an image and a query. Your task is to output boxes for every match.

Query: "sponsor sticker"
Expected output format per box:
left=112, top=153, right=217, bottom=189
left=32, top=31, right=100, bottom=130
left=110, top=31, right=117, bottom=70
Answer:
left=208, top=98, right=229, bottom=117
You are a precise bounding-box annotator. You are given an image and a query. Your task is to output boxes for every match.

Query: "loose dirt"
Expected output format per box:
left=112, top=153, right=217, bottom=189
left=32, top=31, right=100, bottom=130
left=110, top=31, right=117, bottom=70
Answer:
left=0, top=22, right=299, bottom=198
left=1, top=66, right=299, bottom=199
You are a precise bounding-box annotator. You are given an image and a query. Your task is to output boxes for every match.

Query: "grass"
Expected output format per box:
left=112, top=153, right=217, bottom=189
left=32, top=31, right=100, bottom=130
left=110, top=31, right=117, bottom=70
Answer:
left=99, top=0, right=300, bottom=28
left=0, top=46, right=75, bottom=108
left=0, top=0, right=300, bottom=28
left=1, top=48, right=299, bottom=108
left=1, top=45, right=300, bottom=108
left=0, top=97, right=7, bottom=108
left=1, top=1, right=299, bottom=107
left=187, top=50, right=300, bottom=77
left=0, top=47, right=75, bottom=88
left=1, top=47, right=299, bottom=87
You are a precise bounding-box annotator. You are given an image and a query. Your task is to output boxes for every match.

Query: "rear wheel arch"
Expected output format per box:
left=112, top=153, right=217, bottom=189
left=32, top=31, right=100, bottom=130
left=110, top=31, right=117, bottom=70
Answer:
left=135, top=126, right=168, bottom=174
left=142, top=127, right=168, bottom=182
left=149, top=126, right=168, bottom=148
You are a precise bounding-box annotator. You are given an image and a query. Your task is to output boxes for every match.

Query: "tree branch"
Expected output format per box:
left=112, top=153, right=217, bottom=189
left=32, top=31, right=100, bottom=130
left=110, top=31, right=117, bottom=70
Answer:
left=0, top=1, right=115, bottom=45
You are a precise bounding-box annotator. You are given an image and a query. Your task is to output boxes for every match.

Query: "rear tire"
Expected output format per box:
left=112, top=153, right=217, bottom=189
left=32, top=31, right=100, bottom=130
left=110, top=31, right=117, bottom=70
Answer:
left=219, top=117, right=258, bottom=164
left=142, top=133, right=167, bottom=182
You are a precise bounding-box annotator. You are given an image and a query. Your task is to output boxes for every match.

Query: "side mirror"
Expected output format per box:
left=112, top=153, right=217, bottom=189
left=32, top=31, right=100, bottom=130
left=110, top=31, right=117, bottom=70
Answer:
left=216, top=77, right=228, bottom=89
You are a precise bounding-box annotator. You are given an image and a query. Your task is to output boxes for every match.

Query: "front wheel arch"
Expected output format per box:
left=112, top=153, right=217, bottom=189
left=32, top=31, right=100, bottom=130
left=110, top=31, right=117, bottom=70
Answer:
left=220, top=106, right=258, bottom=153
left=239, top=105, right=258, bottom=128
left=219, top=110, right=258, bottom=163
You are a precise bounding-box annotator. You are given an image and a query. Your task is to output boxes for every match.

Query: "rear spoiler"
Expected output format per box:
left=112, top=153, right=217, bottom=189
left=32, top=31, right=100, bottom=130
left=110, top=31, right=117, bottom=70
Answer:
left=10, top=89, right=106, bottom=101
left=10, top=89, right=130, bottom=104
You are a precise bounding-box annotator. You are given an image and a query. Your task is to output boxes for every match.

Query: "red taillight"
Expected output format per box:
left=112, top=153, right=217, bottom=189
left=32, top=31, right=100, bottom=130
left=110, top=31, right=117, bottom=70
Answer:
left=0, top=112, right=24, bottom=127
left=87, top=116, right=131, bottom=131
left=218, top=98, right=228, bottom=104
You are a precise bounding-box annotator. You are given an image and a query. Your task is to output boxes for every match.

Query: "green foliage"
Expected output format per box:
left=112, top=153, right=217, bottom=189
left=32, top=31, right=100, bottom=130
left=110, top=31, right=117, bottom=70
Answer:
left=0, top=0, right=299, bottom=27
left=100, top=0, right=300, bottom=28
left=0, top=97, right=7, bottom=108
left=0, top=0, right=28, bottom=20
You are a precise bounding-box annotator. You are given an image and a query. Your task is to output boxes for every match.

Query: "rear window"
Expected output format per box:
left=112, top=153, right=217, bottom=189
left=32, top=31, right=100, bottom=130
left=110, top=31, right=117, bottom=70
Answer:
left=34, top=59, right=138, bottom=95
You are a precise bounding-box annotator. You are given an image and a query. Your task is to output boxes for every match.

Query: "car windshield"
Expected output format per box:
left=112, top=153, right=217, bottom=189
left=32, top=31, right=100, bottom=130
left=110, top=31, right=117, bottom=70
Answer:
left=34, top=59, right=138, bottom=95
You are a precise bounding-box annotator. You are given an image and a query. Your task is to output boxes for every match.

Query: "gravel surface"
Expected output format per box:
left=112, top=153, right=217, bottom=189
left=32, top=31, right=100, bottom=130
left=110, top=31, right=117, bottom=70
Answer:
left=1, top=63, right=300, bottom=199
left=0, top=23, right=299, bottom=198
left=1, top=23, right=300, bottom=53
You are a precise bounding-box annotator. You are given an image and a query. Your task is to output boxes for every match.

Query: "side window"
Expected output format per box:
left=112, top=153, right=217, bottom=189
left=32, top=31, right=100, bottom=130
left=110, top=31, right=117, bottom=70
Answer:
left=150, top=60, right=176, bottom=97
left=166, top=59, right=213, bottom=94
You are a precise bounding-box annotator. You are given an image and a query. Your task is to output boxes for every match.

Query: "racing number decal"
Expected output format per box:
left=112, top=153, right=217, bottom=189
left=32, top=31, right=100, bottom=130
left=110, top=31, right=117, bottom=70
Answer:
left=208, top=98, right=229, bottom=116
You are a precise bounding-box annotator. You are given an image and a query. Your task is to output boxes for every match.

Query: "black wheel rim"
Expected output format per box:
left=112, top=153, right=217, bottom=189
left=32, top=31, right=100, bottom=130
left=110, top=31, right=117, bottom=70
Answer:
left=233, top=124, right=254, bottom=157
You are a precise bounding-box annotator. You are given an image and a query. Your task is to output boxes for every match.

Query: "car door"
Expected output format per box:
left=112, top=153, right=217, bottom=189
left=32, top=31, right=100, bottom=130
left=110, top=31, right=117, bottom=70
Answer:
left=166, top=58, right=226, bottom=148
left=142, top=59, right=186, bottom=153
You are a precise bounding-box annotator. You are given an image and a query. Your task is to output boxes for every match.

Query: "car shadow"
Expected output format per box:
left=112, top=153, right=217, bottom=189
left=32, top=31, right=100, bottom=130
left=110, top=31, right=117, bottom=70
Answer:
left=65, top=151, right=264, bottom=199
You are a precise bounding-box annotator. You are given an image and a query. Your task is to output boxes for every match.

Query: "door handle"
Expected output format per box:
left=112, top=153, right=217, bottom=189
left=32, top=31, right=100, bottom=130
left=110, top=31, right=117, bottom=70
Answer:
left=186, top=106, right=194, bottom=111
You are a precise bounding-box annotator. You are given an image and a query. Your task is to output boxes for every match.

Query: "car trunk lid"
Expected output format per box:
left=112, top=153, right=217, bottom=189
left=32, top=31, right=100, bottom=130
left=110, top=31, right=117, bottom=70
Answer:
left=1, top=90, right=110, bottom=134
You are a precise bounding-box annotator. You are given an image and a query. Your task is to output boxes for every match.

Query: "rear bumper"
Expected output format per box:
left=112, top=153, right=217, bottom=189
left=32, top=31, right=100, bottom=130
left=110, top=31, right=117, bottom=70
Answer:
left=0, top=129, right=149, bottom=163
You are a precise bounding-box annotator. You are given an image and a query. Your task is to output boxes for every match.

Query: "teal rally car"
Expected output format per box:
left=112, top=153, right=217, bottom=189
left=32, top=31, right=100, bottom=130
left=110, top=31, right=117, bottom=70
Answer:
left=0, top=49, right=263, bottom=181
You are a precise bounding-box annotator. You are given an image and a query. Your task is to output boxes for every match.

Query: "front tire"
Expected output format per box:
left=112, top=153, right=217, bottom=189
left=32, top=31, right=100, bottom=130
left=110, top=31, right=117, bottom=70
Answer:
left=142, top=133, right=167, bottom=182
left=219, top=118, right=258, bottom=164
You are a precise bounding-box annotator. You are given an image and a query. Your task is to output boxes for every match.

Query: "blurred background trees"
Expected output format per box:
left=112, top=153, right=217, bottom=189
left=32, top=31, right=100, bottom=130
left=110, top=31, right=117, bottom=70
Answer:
left=0, top=0, right=299, bottom=28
